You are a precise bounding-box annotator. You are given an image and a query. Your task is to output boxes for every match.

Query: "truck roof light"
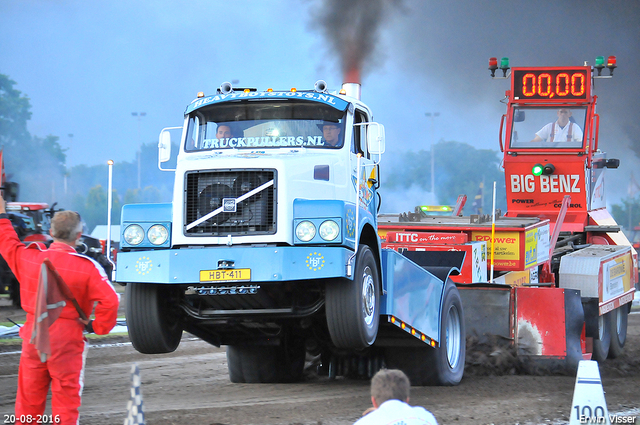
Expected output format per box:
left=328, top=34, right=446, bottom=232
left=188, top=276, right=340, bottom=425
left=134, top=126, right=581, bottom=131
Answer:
left=339, top=88, right=347, bottom=95
left=244, top=88, right=250, bottom=93
left=267, top=88, right=273, bottom=92
left=532, top=163, right=544, bottom=176
left=489, top=57, right=498, bottom=77
left=197, top=92, right=205, bottom=98
left=291, top=88, right=297, bottom=93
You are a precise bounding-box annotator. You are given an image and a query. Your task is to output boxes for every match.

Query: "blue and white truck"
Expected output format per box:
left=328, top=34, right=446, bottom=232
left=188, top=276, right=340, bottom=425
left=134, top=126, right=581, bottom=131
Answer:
left=116, top=80, right=465, bottom=385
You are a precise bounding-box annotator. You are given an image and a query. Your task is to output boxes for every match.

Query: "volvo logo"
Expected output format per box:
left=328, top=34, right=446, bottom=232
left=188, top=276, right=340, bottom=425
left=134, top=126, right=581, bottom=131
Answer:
left=223, top=198, right=237, bottom=212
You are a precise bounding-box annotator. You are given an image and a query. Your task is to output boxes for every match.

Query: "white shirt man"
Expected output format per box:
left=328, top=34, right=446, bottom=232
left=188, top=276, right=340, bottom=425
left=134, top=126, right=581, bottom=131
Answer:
left=354, top=399, right=438, bottom=425
left=531, top=109, right=583, bottom=143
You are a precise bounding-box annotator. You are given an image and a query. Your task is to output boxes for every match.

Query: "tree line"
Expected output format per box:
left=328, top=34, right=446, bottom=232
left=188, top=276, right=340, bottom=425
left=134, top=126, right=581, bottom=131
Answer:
left=0, top=73, right=175, bottom=232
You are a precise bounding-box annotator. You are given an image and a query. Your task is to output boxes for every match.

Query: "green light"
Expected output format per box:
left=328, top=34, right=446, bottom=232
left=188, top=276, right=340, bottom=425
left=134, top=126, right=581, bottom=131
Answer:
left=441, top=206, right=451, bottom=211
left=532, top=164, right=544, bottom=176
left=500, top=57, right=510, bottom=69
left=595, top=56, right=605, bottom=67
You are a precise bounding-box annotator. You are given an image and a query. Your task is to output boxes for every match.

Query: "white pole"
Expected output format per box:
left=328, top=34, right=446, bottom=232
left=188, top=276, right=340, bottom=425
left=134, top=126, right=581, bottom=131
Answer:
left=106, top=160, right=116, bottom=280
left=490, top=181, right=497, bottom=283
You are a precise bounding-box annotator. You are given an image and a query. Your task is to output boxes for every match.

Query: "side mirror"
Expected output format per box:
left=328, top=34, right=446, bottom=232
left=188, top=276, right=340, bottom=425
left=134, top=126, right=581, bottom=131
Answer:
left=159, top=130, right=172, bottom=163
left=367, top=122, right=385, bottom=155
left=514, top=110, right=525, bottom=122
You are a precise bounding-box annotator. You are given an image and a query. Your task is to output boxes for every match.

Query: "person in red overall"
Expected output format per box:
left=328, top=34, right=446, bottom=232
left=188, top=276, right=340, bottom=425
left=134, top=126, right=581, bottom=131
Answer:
left=0, top=193, right=119, bottom=425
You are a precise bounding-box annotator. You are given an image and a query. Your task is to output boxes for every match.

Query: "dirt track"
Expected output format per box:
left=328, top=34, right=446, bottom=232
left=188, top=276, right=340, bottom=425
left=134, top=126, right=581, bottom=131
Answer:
left=1, top=300, right=639, bottom=425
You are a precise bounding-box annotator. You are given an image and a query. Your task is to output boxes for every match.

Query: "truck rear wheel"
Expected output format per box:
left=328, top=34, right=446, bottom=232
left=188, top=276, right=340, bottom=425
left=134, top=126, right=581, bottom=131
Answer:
left=126, top=283, right=183, bottom=354
left=227, top=338, right=305, bottom=383
left=607, top=306, right=629, bottom=358
left=591, top=312, right=611, bottom=361
left=326, top=245, right=380, bottom=349
left=385, top=280, right=465, bottom=386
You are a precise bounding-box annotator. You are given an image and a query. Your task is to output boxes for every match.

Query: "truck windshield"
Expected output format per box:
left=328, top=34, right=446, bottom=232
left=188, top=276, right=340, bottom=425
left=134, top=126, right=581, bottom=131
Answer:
left=509, top=106, right=587, bottom=149
left=185, top=100, right=347, bottom=151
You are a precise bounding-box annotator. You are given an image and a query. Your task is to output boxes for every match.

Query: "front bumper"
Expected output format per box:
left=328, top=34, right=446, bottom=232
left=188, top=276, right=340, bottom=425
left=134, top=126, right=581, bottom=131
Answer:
left=116, top=245, right=353, bottom=284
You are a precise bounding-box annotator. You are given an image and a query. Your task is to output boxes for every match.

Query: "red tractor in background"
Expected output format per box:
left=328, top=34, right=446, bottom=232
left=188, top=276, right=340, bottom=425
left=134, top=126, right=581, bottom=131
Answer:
left=0, top=154, right=113, bottom=307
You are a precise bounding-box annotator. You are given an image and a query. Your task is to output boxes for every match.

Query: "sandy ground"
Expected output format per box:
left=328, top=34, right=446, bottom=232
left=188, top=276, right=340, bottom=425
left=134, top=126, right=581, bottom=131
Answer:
left=0, top=295, right=639, bottom=425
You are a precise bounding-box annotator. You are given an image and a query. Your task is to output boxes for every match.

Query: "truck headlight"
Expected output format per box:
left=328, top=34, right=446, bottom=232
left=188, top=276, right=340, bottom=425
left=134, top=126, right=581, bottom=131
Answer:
left=148, top=224, right=169, bottom=245
left=124, top=224, right=144, bottom=245
left=319, top=220, right=339, bottom=241
left=296, top=221, right=316, bottom=242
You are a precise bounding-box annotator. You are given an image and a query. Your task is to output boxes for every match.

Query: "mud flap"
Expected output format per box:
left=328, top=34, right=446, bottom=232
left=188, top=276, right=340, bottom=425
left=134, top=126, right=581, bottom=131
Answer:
left=515, top=287, right=584, bottom=374
left=459, top=285, right=584, bottom=374
left=458, top=284, right=511, bottom=339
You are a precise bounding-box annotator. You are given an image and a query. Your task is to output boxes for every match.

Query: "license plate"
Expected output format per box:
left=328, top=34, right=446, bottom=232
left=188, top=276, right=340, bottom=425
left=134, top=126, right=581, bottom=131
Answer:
left=199, top=268, right=251, bottom=282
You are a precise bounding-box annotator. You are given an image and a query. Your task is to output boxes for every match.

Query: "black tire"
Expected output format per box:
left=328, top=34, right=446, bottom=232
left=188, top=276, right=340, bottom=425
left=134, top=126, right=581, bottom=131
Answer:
left=385, top=280, right=465, bottom=386
left=591, top=312, right=611, bottom=361
left=608, top=306, right=628, bottom=358
left=126, top=283, right=183, bottom=354
left=326, top=245, right=380, bottom=349
left=227, top=338, right=305, bottom=383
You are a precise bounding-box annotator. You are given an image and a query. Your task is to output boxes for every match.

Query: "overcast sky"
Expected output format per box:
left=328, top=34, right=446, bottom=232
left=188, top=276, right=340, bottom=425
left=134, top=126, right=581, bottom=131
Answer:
left=1, top=0, right=638, bottom=205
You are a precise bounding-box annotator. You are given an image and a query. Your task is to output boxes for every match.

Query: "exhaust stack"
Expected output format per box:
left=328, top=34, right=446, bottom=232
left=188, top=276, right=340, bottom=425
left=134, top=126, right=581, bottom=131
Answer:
left=341, top=67, right=361, bottom=99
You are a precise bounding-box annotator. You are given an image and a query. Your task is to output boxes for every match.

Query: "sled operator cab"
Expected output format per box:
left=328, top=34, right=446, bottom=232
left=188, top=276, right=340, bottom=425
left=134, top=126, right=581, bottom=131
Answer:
left=495, top=59, right=621, bottom=233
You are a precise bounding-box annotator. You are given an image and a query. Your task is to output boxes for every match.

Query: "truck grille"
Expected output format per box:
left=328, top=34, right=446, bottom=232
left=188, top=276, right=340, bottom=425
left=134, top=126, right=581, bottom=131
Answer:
left=184, top=169, right=276, bottom=236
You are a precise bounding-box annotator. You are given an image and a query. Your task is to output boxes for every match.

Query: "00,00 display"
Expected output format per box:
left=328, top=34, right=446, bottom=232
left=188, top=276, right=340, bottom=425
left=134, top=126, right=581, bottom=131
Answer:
left=513, top=69, right=589, bottom=100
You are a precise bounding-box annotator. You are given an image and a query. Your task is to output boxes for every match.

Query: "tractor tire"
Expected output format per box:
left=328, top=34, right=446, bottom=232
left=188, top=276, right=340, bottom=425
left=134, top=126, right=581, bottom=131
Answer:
left=607, top=305, right=629, bottom=359
left=126, top=283, right=183, bottom=354
left=591, top=312, right=611, bottom=362
left=326, top=245, right=380, bottom=349
left=385, top=280, right=465, bottom=386
left=227, top=338, right=305, bottom=383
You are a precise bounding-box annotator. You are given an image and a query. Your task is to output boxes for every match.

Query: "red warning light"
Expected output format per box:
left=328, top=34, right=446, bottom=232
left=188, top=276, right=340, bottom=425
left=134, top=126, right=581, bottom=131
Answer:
left=488, top=57, right=498, bottom=77
left=607, top=56, right=617, bottom=67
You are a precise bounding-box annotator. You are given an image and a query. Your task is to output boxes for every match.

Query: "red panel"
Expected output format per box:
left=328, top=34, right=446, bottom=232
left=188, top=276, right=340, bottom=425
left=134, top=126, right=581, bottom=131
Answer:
left=515, top=287, right=567, bottom=357
left=504, top=155, right=588, bottom=231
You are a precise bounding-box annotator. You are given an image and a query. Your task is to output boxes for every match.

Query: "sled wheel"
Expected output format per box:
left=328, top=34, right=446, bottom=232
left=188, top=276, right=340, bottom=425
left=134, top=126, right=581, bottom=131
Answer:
left=607, top=306, right=628, bottom=358
left=126, top=283, right=183, bottom=354
left=326, top=245, right=380, bottom=349
left=385, top=280, right=465, bottom=386
left=591, top=312, right=611, bottom=362
left=227, top=337, right=305, bottom=383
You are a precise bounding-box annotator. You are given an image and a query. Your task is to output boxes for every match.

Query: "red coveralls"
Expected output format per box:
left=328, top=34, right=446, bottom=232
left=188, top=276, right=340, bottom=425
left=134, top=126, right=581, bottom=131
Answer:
left=0, top=218, right=119, bottom=425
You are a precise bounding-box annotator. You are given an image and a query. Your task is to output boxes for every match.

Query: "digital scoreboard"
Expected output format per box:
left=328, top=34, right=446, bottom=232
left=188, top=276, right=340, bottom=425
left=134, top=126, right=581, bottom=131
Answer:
left=512, top=68, right=590, bottom=101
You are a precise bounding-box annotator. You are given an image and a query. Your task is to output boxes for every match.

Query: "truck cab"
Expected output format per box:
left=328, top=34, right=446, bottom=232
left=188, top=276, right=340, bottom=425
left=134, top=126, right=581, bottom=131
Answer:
left=116, top=81, right=466, bottom=385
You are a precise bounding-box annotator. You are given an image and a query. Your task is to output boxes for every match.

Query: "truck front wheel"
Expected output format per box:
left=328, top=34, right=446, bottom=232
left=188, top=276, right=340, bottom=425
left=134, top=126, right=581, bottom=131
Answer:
left=607, top=305, right=629, bottom=358
left=326, top=245, right=380, bottom=349
left=126, top=283, right=183, bottom=354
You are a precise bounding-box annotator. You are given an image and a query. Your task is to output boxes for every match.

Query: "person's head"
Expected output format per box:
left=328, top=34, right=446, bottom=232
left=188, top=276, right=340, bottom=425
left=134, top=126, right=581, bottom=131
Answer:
left=370, top=369, right=411, bottom=408
left=321, top=123, right=341, bottom=146
left=557, top=109, right=572, bottom=126
left=216, top=124, right=232, bottom=139
left=50, top=211, right=83, bottom=245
